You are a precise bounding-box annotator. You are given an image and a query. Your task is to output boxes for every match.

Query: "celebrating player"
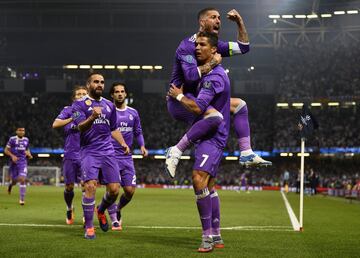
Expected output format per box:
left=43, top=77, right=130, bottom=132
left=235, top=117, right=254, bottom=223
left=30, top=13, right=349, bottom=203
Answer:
left=168, top=31, right=230, bottom=252
left=5, top=127, right=33, bottom=205
left=52, top=85, right=87, bottom=225
left=72, top=73, right=129, bottom=239
left=165, top=8, right=271, bottom=177
left=106, top=82, right=148, bottom=230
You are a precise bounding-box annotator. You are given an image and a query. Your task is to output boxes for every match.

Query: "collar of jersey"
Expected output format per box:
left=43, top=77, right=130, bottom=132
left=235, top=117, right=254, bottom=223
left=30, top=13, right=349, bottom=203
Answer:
left=116, top=106, right=128, bottom=111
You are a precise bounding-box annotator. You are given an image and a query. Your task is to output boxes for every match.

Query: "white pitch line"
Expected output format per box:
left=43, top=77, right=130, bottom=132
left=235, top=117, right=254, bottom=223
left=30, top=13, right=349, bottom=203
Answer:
left=0, top=223, right=292, bottom=232
left=280, top=191, right=301, bottom=231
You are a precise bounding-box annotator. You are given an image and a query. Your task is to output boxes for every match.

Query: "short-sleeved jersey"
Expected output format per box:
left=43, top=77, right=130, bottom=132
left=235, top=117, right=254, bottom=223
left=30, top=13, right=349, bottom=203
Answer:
left=112, top=106, right=144, bottom=157
left=71, top=95, right=117, bottom=156
left=6, top=136, right=30, bottom=164
left=195, top=65, right=231, bottom=149
left=55, top=106, right=80, bottom=160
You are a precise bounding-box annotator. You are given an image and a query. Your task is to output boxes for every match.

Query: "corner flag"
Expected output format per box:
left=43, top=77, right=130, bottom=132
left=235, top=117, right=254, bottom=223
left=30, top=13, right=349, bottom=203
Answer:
left=298, top=104, right=319, bottom=139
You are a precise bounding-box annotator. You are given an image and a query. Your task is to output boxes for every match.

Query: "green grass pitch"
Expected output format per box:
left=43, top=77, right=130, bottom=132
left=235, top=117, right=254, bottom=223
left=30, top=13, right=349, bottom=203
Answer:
left=0, top=186, right=359, bottom=257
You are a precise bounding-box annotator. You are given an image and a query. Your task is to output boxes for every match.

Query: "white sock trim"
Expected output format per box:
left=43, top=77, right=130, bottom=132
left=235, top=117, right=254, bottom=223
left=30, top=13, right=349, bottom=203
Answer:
left=234, top=99, right=247, bottom=114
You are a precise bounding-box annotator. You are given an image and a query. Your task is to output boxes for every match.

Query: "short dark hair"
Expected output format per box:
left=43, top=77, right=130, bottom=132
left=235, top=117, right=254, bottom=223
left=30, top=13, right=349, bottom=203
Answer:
left=109, top=82, right=127, bottom=96
left=72, top=85, right=87, bottom=100
left=197, top=31, right=218, bottom=48
left=197, top=7, right=218, bottom=21
left=87, top=72, right=104, bottom=84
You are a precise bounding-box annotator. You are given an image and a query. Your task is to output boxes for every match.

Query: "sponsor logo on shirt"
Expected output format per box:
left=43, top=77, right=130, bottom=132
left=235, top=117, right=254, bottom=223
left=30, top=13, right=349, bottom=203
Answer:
left=85, top=100, right=92, bottom=106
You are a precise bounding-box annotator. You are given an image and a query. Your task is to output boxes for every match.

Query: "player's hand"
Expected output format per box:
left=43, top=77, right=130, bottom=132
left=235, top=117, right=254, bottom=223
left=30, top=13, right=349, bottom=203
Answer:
left=213, top=53, right=222, bottom=65
left=27, top=154, right=33, bottom=160
left=11, top=156, right=18, bottom=163
left=140, top=146, right=148, bottom=157
left=91, top=106, right=102, bottom=120
left=227, top=9, right=242, bottom=23
left=122, top=143, right=130, bottom=155
left=168, top=84, right=184, bottom=99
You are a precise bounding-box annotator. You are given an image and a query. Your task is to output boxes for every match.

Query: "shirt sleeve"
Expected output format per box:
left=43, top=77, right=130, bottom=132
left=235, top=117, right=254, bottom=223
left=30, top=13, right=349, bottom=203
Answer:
left=176, top=47, right=201, bottom=83
left=217, top=40, right=250, bottom=56
left=195, top=78, right=224, bottom=113
left=109, top=104, right=118, bottom=132
left=6, top=138, right=13, bottom=148
left=56, top=107, right=71, bottom=120
left=71, top=101, right=86, bottom=125
left=133, top=111, right=145, bottom=147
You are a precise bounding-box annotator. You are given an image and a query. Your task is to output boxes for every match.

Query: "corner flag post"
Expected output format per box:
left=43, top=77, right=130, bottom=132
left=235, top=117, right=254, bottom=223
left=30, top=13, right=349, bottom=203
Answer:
left=299, top=137, right=305, bottom=231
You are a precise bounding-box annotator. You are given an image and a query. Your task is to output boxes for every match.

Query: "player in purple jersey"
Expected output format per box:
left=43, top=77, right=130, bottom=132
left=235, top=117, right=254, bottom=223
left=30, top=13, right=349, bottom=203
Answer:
left=166, top=8, right=271, bottom=176
left=5, top=127, right=33, bottom=205
left=52, top=85, right=87, bottom=225
left=106, top=82, right=148, bottom=231
left=168, top=32, right=230, bottom=253
left=72, top=73, right=130, bottom=239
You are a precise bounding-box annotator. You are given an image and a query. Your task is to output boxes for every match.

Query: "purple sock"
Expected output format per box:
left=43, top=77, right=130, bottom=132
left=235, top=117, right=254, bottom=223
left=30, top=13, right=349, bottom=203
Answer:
left=118, top=194, right=131, bottom=210
left=82, top=196, right=95, bottom=229
left=176, top=117, right=222, bottom=152
left=98, top=192, right=117, bottom=213
left=64, top=189, right=74, bottom=209
left=233, top=104, right=251, bottom=151
left=195, top=188, right=212, bottom=237
left=210, top=190, right=220, bottom=235
left=107, top=203, right=118, bottom=223
left=19, top=184, right=26, bottom=201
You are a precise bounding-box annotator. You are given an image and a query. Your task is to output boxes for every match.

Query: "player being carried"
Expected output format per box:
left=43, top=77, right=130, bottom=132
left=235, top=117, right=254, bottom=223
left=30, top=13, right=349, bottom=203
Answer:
left=106, top=82, right=148, bottom=231
left=72, top=73, right=129, bottom=239
left=5, top=127, right=33, bottom=205
left=52, top=85, right=87, bottom=225
left=168, top=31, right=230, bottom=252
left=165, top=7, right=271, bottom=177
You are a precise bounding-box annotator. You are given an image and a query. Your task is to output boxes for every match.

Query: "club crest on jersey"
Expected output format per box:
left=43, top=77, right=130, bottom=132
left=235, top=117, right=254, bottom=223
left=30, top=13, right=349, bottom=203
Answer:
left=85, top=100, right=92, bottom=106
left=129, top=114, right=134, bottom=120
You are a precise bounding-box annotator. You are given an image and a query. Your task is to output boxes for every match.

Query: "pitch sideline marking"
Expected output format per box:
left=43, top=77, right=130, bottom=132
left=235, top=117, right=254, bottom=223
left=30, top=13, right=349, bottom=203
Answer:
left=280, top=191, right=301, bottom=231
left=0, top=223, right=293, bottom=232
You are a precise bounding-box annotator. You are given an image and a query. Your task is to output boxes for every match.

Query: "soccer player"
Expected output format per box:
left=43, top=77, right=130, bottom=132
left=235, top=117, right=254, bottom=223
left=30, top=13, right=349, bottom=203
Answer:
left=52, top=85, right=87, bottom=225
left=106, top=82, right=148, bottom=230
left=168, top=31, right=230, bottom=252
left=72, top=73, right=130, bottom=239
left=165, top=8, right=271, bottom=176
left=5, top=127, right=33, bottom=205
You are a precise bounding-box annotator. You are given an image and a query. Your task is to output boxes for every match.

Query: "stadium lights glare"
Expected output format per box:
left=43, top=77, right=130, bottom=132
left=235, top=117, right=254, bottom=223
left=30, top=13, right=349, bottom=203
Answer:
left=154, top=66, right=163, bottom=70
left=345, top=153, right=354, bottom=157
left=311, top=102, right=322, bottom=107
left=321, top=14, right=332, bottom=18
left=328, top=102, right=340, bottom=106
left=297, top=153, right=310, bottom=157
left=63, top=65, right=78, bottom=69
left=334, top=11, right=345, bottom=15
left=132, top=155, right=143, bottom=159
left=225, top=156, right=238, bottom=161
left=282, top=15, right=294, bottom=19
left=180, top=156, right=191, bottom=160
left=142, top=65, right=153, bottom=70
left=276, top=103, right=289, bottom=107
left=347, top=10, right=359, bottom=14
left=38, top=154, right=50, bottom=158
left=307, top=14, right=318, bottom=19
left=92, top=65, right=103, bottom=69
left=344, top=101, right=356, bottom=106
left=288, top=153, right=294, bottom=157
left=129, top=65, right=141, bottom=70
left=60, top=154, right=64, bottom=158
left=0, top=153, right=3, bottom=157
left=117, top=65, right=128, bottom=69
left=79, top=65, right=91, bottom=69
left=292, top=102, right=304, bottom=107
left=154, top=155, right=166, bottom=159
left=104, top=65, right=116, bottom=69
left=269, top=15, right=280, bottom=19
left=280, top=153, right=288, bottom=157
left=273, top=19, right=277, bottom=24
left=295, top=15, right=307, bottom=18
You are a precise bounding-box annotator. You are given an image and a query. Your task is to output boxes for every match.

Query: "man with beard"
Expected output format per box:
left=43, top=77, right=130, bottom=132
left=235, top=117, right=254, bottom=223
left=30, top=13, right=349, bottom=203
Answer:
left=72, top=73, right=129, bottom=239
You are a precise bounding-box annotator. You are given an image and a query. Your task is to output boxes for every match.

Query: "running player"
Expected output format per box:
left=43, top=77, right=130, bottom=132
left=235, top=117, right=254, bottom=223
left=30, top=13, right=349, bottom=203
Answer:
left=52, top=85, right=87, bottom=225
left=107, top=82, right=148, bottom=231
left=168, top=31, right=229, bottom=252
left=5, top=127, right=33, bottom=205
left=72, top=73, right=129, bottom=239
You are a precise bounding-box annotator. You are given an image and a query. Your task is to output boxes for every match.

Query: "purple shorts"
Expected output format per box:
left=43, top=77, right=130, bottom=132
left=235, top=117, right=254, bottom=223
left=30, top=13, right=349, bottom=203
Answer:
left=63, top=158, right=82, bottom=184
left=81, top=154, right=120, bottom=185
left=167, top=95, right=196, bottom=125
left=116, top=157, right=136, bottom=187
left=9, top=162, right=27, bottom=180
left=193, top=141, right=223, bottom=178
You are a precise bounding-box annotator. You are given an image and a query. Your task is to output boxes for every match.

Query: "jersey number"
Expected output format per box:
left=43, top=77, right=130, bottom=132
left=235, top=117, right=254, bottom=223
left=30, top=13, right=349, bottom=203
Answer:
left=200, top=154, right=209, bottom=167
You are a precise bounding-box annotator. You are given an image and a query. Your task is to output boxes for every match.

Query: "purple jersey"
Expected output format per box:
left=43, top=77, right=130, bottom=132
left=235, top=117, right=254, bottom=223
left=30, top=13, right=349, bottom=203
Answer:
left=112, top=106, right=145, bottom=156
left=72, top=95, right=118, bottom=156
left=170, top=33, right=249, bottom=93
left=6, top=136, right=29, bottom=165
left=56, top=106, right=80, bottom=160
left=195, top=65, right=231, bottom=148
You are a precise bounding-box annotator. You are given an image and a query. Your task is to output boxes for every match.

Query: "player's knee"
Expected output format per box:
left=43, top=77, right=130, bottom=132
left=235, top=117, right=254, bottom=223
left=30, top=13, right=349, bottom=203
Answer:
left=124, top=187, right=135, bottom=199
left=108, top=184, right=120, bottom=197
left=65, top=184, right=74, bottom=192
left=192, top=172, right=208, bottom=191
left=84, top=181, right=96, bottom=194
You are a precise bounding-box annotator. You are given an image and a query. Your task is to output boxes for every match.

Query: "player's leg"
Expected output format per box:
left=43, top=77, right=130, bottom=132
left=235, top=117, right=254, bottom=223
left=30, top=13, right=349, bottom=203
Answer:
left=18, top=165, right=28, bottom=205
left=208, top=177, right=224, bottom=248
left=8, top=165, right=18, bottom=194
left=231, top=98, right=272, bottom=167
left=63, top=159, right=76, bottom=224
left=97, top=156, right=120, bottom=232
